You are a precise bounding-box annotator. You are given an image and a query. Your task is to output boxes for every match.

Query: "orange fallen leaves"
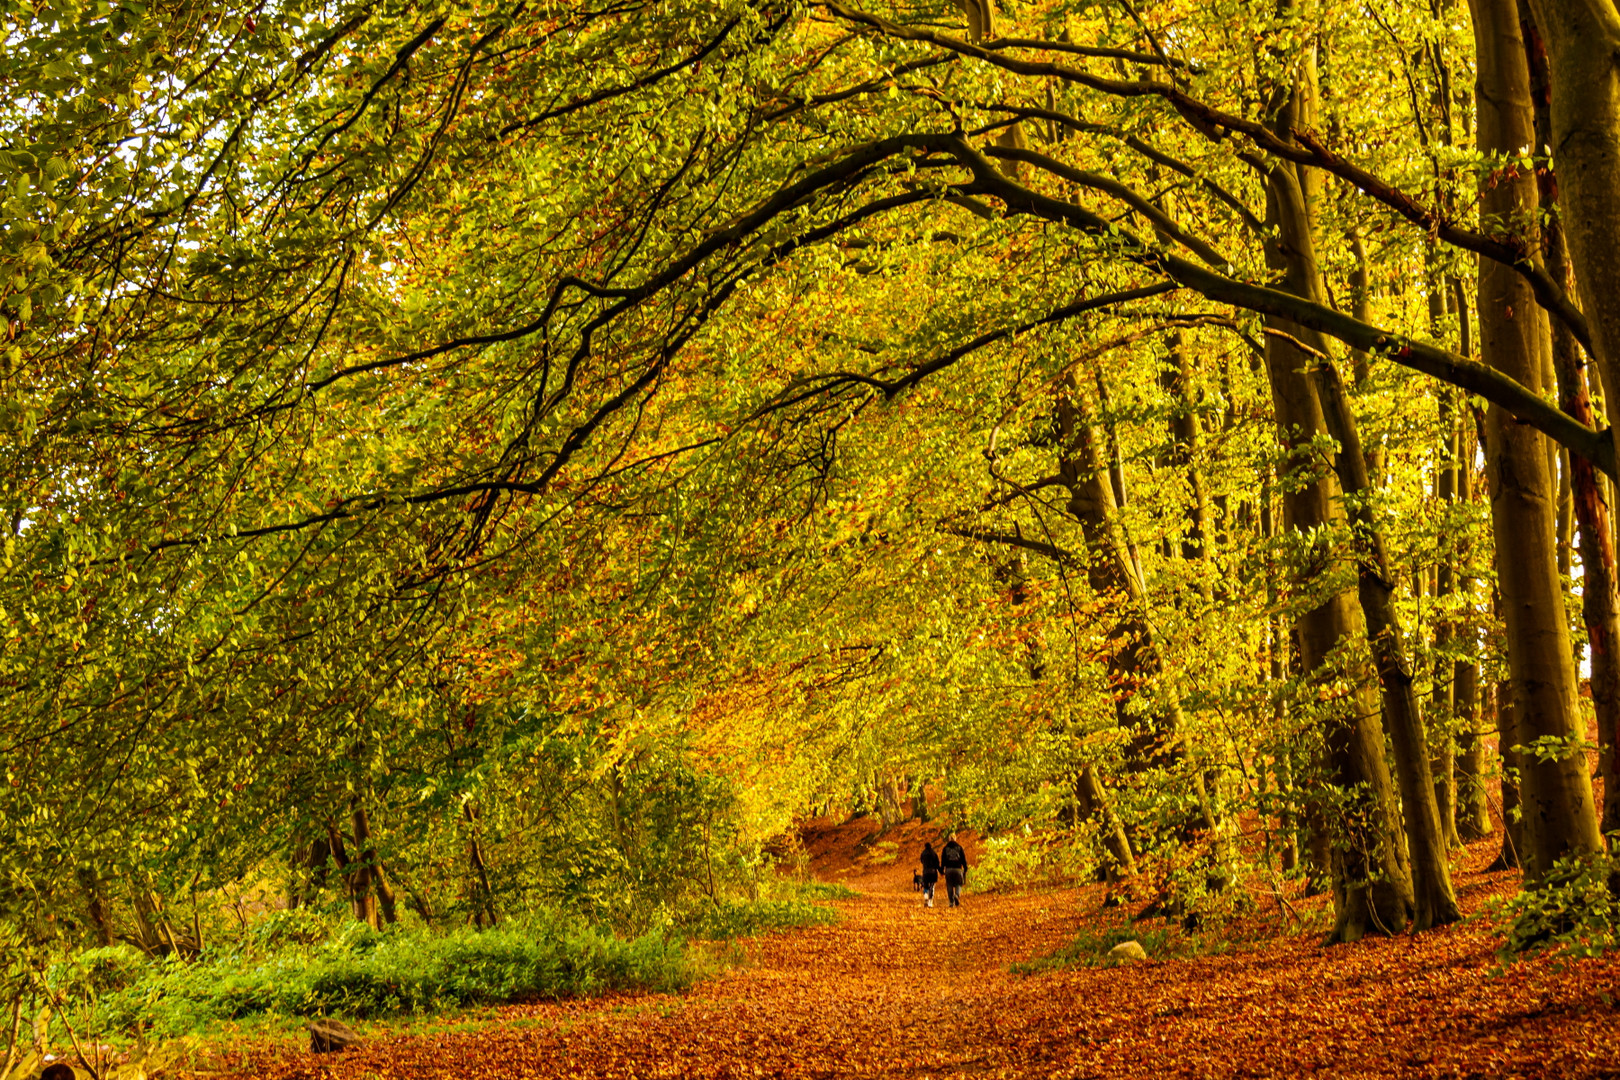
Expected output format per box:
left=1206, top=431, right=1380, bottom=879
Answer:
left=207, top=831, right=1620, bottom=1080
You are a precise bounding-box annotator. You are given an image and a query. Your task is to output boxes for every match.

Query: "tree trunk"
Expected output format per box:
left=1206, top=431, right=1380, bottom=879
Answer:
left=1521, top=0, right=1620, bottom=414
left=1162, top=331, right=1211, bottom=567
left=1452, top=409, right=1495, bottom=841
left=1075, top=762, right=1136, bottom=883
left=1455, top=646, right=1493, bottom=840
left=1489, top=678, right=1525, bottom=870
left=1522, top=8, right=1620, bottom=846
left=1473, top=0, right=1605, bottom=879
left=324, top=822, right=377, bottom=929
left=1257, top=69, right=1414, bottom=940
left=1432, top=387, right=1465, bottom=851
left=352, top=802, right=396, bottom=926
left=77, top=870, right=113, bottom=947
left=462, top=801, right=499, bottom=927
left=1315, top=360, right=1462, bottom=929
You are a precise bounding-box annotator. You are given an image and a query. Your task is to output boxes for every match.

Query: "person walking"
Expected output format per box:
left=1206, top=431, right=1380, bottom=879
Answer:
left=940, top=833, right=969, bottom=907
left=918, top=842, right=940, bottom=907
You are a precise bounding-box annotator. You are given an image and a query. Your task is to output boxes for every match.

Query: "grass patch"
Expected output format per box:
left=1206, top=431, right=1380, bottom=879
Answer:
left=795, top=881, right=858, bottom=901
left=682, top=898, right=838, bottom=940
left=47, top=894, right=841, bottom=1043
left=1010, top=921, right=1209, bottom=974
left=68, top=915, right=698, bottom=1038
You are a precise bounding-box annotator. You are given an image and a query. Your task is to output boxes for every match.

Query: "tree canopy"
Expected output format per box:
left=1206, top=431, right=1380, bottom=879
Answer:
left=4, top=0, right=1619, bottom=972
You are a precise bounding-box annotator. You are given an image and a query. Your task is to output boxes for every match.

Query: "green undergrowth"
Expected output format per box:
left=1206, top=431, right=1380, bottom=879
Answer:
left=682, top=897, right=839, bottom=940
left=1486, top=848, right=1620, bottom=964
left=48, top=891, right=840, bottom=1041
left=1010, top=920, right=1221, bottom=974
left=78, top=918, right=693, bottom=1036
left=795, top=881, right=859, bottom=901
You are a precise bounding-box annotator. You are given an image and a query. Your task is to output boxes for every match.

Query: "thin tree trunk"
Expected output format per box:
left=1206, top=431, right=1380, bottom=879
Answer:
left=1058, top=374, right=1220, bottom=841
left=1162, top=330, right=1211, bottom=568
left=77, top=870, right=113, bottom=947
left=1316, top=361, right=1462, bottom=929
left=462, top=801, right=499, bottom=927
left=1075, top=763, right=1136, bottom=884
left=1489, top=678, right=1525, bottom=870
left=1433, top=385, right=1464, bottom=851
left=1452, top=392, right=1495, bottom=841
left=352, top=802, right=396, bottom=926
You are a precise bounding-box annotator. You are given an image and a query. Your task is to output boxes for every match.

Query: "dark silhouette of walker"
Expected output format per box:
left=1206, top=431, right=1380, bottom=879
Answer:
left=918, top=842, right=940, bottom=906
left=938, top=834, right=969, bottom=907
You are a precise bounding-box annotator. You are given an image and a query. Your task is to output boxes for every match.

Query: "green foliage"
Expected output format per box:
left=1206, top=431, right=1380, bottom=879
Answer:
left=793, top=882, right=858, bottom=902
left=88, top=916, right=697, bottom=1036
left=973, top=829, right=1093, bottom=893
left=1491, top=850, right=1620, bottom=962
left=681, top=899, right=838, bottom=941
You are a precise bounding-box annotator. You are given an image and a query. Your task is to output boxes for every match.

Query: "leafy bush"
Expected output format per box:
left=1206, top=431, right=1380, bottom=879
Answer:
left=973, top=830, right=1092, bottom=892
left=1491, top=849, right=1620, bottom=961
left=90, top=916, right=699, bottom=1036
left=682, top=898, right=838, bottom=940
left=250, top=907, right=330, bottom=950
left=46, top=943, right=147, bottom=997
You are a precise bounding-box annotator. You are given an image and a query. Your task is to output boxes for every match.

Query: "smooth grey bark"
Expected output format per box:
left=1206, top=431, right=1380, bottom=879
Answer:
left=1473, top=0, right=1604, bottom=878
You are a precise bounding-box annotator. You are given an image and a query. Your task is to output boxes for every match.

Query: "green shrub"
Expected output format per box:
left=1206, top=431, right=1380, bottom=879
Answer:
left=682, top=898, right=838, bottom=940
left=1491, top=849, right=1620, bottom=962
left=46, top=944, right=147, bottom=997
left=250, top=908, right=330, bottom=950
left=90, top=916, right=698, bottom=1036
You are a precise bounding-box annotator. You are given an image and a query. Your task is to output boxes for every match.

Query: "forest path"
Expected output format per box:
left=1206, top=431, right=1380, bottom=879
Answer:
left=236, top=839, right=1620, bottom=1080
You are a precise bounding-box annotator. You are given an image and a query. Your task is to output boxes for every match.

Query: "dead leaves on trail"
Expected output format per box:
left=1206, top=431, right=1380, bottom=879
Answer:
left=211, top=840, right=1620, bottom=1080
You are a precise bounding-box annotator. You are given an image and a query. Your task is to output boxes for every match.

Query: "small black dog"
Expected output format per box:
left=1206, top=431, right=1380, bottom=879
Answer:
left=912, top=871, right=923, bottom=891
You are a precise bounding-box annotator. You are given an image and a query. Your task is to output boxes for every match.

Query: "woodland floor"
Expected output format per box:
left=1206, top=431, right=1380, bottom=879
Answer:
left=209, top=819, right=1620, bottom=1080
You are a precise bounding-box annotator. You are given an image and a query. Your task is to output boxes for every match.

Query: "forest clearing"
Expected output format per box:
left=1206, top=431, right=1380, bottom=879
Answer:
left=10, top=0, right=1620, bottom=1075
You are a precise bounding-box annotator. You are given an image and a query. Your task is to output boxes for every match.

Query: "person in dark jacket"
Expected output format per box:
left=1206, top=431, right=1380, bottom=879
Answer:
left=940, top=834, right=969, bottom=907
left=918, top=842, right=941, bottom=907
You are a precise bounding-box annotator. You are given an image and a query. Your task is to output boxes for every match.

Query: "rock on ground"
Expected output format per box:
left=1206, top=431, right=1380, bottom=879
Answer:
left=1106, top=940, right=1148, bottom=963
left=307, top=1018, right=362, bottom=1053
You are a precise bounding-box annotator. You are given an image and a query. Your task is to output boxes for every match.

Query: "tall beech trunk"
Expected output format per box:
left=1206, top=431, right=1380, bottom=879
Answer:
left=1473, top=0, right=1605, bottom=878
left=1253, top=55, right=1416, bottom=936
left=1258, top=122, right=1413, bottom=937
left=1523, top=10, right=1620, bottom=845
left=1521, top=0, right=1620, bottom=414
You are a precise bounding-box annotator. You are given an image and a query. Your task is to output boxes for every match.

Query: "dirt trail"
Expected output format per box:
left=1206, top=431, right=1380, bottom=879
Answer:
left=234, top=831, right=1620, bottom=1080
